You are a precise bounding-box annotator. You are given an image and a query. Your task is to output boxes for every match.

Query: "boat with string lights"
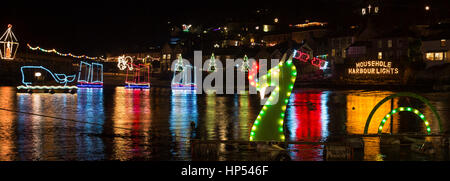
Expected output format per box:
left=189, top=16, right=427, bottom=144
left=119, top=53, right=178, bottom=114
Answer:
left=171, top=55, right=197, bottom=90
left=77, top=61, right=104, bottom=88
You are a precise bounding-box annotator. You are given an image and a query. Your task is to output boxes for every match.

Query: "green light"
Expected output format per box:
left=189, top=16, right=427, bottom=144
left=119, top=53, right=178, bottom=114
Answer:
left=406, top=107, right=412, bottom=111
left=382, top=119, right=386, bottom=123
left=281, top=113, right=285, bottom=117
left=420, top=114, right=425, bottom=119
left=279, top=127, right=283, bottom=132
left=250, top=132, right=255, bottom=136
left=255, top=120, right=259, bottom=125
left=379, top=126, right=383, bottom=130
left=392, top=109, right=397, bottom=114
left=284, top=99, right=289, bottom=104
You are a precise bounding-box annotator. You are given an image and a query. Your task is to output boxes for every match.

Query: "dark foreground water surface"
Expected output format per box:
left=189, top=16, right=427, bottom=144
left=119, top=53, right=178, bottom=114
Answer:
left=0, top=86, right=449, bottom=161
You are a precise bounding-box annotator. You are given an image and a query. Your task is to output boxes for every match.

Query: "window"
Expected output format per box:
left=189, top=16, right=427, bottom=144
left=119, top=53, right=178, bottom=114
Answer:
left=378, top=52, right=383, bottom=59
left=167, top=54, right=171, bottom=60
left=342, top=49, right=346, bottom=58
left=397, top=39, right=402, bottom=47
left=378, top=40, right=382, bottom=48
left=162, top=54, right=167, bottom=59
left=388, top=40, right=392, bottom=48
left=441, top=39, right=447, bottom=47
left=331, top=49, right=336, bottom=56
left=434, top=52, right=443, bottom=61
left=426, top=52, right=434, bottom=60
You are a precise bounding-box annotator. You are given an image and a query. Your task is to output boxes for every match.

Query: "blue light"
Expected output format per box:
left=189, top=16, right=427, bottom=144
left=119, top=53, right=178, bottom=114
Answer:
left=77, top=61, right=103, bottom=88
left=125, top=84, right=150, bottom=89
left=20, top=66, right=77, bottom=86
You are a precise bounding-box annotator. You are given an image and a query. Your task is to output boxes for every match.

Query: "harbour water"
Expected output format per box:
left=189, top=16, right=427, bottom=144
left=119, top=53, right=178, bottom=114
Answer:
left=0, top=86, right=448, bottom=161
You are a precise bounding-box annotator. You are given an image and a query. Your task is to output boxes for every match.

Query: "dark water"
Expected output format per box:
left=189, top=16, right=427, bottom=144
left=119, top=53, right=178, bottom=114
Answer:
left=0, top=86, right=449, bottom=161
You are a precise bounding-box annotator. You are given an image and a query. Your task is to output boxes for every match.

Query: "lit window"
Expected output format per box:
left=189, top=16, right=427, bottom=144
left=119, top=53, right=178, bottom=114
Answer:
left=434, top=52, right=443, bottom=61
left=342, top=49, right=346, bottom=58
left=378, top=52, right=383, bottom=59
left=426, top=53, right=434, bottom=60
left=162, top=54, right=167, bottom=59
left=263, top=25, right=269, bottom=32
left=167, top=54, right=171, bottom=60
left=441, top=39, right=446, bottom=47
left=331, top=49, right=336, bottom=56
left=388, top=40, right=392, bottom=48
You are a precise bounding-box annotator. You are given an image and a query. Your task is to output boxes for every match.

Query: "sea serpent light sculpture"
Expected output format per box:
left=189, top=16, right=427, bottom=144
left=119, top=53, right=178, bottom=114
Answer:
left=249, top=52, right=297, bottom=141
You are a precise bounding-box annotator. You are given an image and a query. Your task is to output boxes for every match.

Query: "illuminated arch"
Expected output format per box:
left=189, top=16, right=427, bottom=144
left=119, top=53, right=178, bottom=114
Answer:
left=363, top=92, right=442, bottom=135
left=377, top=107, right=431, bottom=135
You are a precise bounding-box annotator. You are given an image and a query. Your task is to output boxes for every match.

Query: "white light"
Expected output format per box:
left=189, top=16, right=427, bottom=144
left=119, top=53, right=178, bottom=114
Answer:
left=35, top=72, right=41, bottom=77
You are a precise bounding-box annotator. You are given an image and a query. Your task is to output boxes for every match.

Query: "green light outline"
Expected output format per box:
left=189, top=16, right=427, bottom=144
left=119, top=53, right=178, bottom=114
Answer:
left=364, top=92, right=442, bottom=135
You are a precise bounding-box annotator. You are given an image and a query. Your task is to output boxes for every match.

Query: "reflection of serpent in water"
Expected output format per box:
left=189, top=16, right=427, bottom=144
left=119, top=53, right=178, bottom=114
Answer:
left=249, top=52, right=297, bottom=141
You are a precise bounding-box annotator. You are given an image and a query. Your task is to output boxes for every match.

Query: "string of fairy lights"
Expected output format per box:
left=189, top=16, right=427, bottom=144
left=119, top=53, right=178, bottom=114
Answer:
left=27, top=43, right=105, bottom=61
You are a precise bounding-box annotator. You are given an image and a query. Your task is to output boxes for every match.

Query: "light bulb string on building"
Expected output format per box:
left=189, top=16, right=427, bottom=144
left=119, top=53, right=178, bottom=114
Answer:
left=27, top=43, right=105, bottom=61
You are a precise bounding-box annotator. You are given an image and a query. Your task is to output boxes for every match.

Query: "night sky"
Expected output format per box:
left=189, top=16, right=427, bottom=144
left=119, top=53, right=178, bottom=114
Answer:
left=1, top=0, right=448, bottom=56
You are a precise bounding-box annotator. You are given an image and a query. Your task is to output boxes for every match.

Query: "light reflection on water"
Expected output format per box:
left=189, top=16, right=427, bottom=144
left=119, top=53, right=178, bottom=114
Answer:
left=0, top=86, right=448, bottom=161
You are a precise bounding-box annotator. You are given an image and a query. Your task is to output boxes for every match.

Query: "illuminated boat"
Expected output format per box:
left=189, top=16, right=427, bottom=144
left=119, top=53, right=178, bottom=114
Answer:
left=171, top=55, right=197, bottom=90
left=17, top=66, right=77, bottom=93
left=125, top=63, right=151, bottom=89
left=77, top=61, right=103, bottom=88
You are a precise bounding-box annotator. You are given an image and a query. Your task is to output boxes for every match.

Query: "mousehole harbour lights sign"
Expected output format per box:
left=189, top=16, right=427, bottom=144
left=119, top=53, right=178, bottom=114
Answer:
left=347, top=60, right=399, bottom=75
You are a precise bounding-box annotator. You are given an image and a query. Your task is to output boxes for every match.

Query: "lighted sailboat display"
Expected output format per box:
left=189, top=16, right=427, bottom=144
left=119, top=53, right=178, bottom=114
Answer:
left=77, top=61, right=103, bottom=88
left=125, top=63, right=151, bottom=89
left=171, top=55, right=197, bottom=90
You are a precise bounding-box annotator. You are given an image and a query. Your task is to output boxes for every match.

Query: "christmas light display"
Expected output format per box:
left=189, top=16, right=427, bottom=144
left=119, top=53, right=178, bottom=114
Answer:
left=207, top=53, right=216, bottom=72
left=117, top=55, right=134, bottom=70
left=248, top=60, right=259, bottom=86
left=292, top=50, right=327, bottom=69
left=77, top=61, right=103, bottom=88
left=240, top=54, right=250, bottom=72
left=0, top=24, right=19, bottom=60
left=377, top=107, right=431, bottom=135
left=364, top=92, right=443, bottom=135
left=249, top=52, right=297, bottom=141
left=125, top=63, right=150, bottom=89
left=27, top=44, right=104, bottom=61
left=172, top=55, right=197, bottom=90
left=18, top=66, right=78, bottom=93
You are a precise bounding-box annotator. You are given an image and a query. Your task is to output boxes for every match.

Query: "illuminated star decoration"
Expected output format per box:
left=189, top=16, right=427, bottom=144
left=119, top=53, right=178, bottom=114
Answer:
left=27, top=44, right=104, bottom=61
left=0, top=24, right=19, bottom=60
left=249, top=52, right=297, bottom=141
